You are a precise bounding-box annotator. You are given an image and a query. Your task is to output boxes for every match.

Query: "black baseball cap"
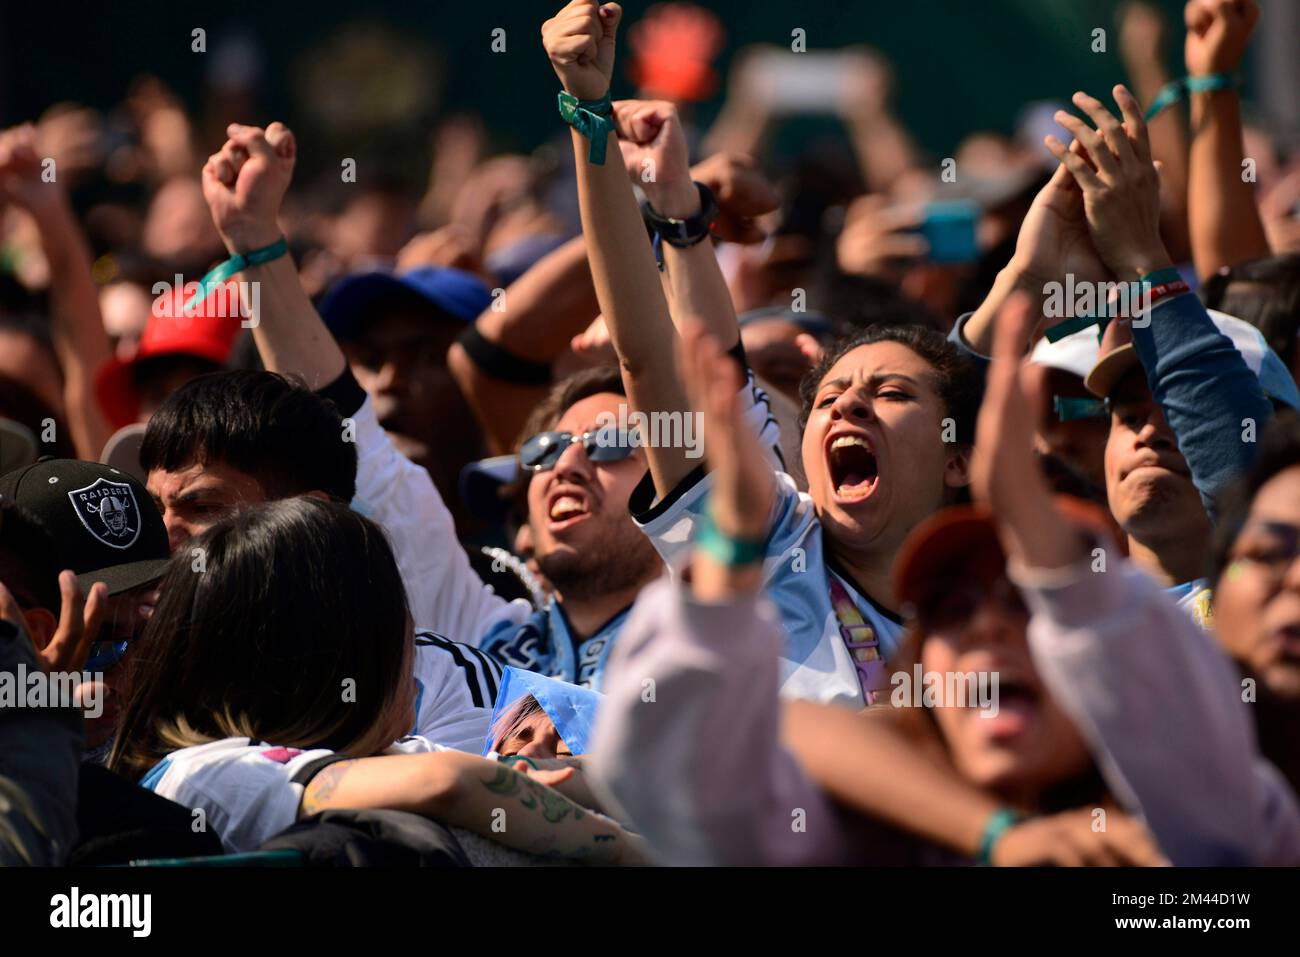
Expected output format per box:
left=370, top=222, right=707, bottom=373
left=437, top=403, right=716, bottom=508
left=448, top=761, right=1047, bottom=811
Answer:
left=0, top=458, right=170, bottom=596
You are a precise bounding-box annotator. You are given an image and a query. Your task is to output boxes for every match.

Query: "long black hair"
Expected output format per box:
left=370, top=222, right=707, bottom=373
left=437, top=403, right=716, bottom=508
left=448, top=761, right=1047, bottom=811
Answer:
left=110, top=497, right=410, bottom=780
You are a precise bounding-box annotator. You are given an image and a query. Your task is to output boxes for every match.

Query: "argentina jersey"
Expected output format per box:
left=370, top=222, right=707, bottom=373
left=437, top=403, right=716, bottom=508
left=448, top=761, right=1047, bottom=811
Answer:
left=628, top=378, right=902, bottom=708
left=1167, top=578, right=1214, bottom=631
left=412, top=633, right=503, bottom=752
left=476, top=602, right=633, bottom=692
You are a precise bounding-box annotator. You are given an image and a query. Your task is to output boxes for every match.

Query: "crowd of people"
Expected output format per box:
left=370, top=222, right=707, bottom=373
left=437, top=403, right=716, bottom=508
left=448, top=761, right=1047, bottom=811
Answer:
left=2, top=0, right=1300, bottom=867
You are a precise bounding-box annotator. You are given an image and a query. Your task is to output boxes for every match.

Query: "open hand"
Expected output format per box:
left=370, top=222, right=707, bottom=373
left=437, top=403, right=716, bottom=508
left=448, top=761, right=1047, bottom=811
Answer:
left=1045, top=86, right=1171, bottom=279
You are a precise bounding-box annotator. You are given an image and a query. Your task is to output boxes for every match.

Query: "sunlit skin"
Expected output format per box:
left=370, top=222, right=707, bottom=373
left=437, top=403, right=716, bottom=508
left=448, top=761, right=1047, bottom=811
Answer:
left=800, top=341, right=970, bottom=608
left=1103, top=367, right=1211, bottom=585
left=495, top=711, right=573, bottom=760
left=147, top=460, right=268, bottom=551
left=920, top=566, right=1092, bottom=811
left=523, top=393, right=661, bottom=622
left=1214, top=465, right=1300, bottom=701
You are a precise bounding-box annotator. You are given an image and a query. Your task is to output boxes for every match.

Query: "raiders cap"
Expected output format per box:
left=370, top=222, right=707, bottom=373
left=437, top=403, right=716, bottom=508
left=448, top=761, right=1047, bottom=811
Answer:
left=0, top=458, right=170, bottom=596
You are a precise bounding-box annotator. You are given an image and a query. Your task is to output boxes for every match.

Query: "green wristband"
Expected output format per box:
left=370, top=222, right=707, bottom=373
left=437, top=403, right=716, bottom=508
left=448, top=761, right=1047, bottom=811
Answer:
left=1139, top=266, right=1183, bottom=286
left=558, top=91, right=615, bottom=165
left=695, top=511, right=767, bottom=567
left=1144, top=73, right=1236, bottom=121
left=977, top=807, right=1023, bottom=866
left=183, top=236, right=289, bottom=313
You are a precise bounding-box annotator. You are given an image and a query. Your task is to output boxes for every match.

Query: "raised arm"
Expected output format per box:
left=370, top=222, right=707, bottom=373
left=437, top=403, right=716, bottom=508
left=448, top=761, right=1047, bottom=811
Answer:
left=1118, top=1, right=1191, bottom=263
left=0, top=124, right=113, bottom=459
left=1184, top=0, right=1271, bottom=279
left=542, top=0, right=696, bottom=498
left=972, top=292, right=1299, bottom=865
left=955, top=149, right=1113, bottom=363
left=1047, top=84, right=1273, bottom=514
left=200, top=122, right=345, bottom=389
left=446, top=235, right=598, bottom=454
left=199, top=122, right=523, bottom=643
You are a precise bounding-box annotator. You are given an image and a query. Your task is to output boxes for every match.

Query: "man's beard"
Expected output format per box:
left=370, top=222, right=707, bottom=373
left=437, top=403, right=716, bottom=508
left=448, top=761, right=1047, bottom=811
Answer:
left=536, top=527, right=663, bottom=604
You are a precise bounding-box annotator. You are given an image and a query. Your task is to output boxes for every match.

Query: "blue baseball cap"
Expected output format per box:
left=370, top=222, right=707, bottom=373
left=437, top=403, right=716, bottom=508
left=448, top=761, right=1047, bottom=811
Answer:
left=318, top=266, right=493, bottom=341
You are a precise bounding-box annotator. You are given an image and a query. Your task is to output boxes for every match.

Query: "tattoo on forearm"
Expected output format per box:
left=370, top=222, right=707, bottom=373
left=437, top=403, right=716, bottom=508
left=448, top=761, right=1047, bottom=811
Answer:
left=301, top=760, right=353, bottom=816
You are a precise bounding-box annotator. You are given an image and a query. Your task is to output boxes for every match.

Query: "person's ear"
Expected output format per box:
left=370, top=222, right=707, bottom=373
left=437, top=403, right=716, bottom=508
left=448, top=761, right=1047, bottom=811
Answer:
left=944, top=444, right=973, bottom=490
left=22, top=607, right=57, bottom=651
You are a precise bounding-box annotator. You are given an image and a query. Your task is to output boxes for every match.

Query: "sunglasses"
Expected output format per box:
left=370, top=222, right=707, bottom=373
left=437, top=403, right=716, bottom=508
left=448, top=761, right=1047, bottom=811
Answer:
left=86, top=639, right=129, bottom=673
left=1053, top=396, right=1107, bottom=422
left=519, top=426, right=640, bottom=473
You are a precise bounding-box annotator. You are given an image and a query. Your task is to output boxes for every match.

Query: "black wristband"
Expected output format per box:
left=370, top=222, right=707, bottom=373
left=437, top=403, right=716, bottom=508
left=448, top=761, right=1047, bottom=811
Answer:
left=316, top=365, right=368, bottom=419
left=457, top=325, right=553, bottom=387
left=642, top=182, right=718, bottom=248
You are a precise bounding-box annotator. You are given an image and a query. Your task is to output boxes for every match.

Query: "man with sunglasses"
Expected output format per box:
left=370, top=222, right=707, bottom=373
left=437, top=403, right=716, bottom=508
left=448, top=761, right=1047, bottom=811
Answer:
left=474, top=366, right=670, bottom=687
left=193, top=119, right=683, bottom=692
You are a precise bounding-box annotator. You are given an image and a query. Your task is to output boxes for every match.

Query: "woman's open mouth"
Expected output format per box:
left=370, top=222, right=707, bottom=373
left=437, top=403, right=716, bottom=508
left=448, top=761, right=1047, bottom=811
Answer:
left=826, top=434, right=880, bottom=503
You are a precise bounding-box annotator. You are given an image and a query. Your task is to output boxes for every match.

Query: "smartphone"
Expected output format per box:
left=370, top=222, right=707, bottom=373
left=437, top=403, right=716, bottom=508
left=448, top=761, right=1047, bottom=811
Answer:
left=750, top=50, right=852, bottom=115
left=917, top=200, right=979, bottom=264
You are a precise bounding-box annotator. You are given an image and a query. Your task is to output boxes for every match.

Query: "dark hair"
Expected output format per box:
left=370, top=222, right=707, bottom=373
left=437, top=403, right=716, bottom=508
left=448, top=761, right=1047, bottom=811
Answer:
left=515, top=365, right=627, bottom=449
left=139, top=370, right=357, bottom=503
left=1210, top=411, right=1300, bottom=585
left=109, top=498, right=410, bottom=780
left=1200, top=254, right=1300, bottom=371
left=0, top=373, right=77, bottom=459
left=500, top=366, right=628, bottom=515
left=797, top=324, right=983, bottom=445
left=0, top=499, right=61, bottom=611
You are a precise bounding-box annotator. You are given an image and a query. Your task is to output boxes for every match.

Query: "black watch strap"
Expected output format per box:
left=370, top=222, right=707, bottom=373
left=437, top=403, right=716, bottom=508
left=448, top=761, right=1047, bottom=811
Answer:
left=642, top=182, right=718, bottom=248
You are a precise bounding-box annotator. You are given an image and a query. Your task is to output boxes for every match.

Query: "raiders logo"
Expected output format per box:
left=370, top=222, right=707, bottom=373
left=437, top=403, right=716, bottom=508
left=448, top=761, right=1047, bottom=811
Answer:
left=68, top=477, right=141, bottom=549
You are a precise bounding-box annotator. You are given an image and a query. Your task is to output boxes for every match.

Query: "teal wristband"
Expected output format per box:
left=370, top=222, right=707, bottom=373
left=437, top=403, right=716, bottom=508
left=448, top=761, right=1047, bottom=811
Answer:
left=977, top=808, right=1022, bottom=866
left=183, top=237, right=289, bottom=313
left=558, top=91, right=615, bottom=165
left=695, top=512, right=767, bottom=567
left=1144, top=73, right=1236, bottom=121
left=1139, top=266, right=1183, bottom=286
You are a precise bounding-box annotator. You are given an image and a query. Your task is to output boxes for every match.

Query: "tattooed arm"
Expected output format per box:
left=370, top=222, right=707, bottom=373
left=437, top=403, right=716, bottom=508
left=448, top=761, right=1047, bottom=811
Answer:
left=299, top=751, right=649, bottom=864
left=500, top=755, right=611, bottom=816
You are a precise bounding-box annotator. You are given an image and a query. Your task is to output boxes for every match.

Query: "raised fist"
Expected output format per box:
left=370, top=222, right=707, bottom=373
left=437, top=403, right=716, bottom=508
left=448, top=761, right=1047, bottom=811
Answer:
left=542, top=0, right=623, bottom=102
left=201, top=121, right=295, bottom=254
left=1184, top=0, right=1259, bottom=77
left=613, top=99, right=693, bottom=215
left=0, top=124, right=59, bottom=216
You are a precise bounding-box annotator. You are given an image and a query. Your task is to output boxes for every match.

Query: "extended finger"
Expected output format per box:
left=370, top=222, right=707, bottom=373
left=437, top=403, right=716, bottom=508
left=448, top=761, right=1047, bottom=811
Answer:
left=1112, top=87, right=1150, bottom=162
left=1054, top=111, right=1120, bottom=180
left=1045, top=135, right=1104, bottom=192
left=1072, top=91, right=1134, bottom=169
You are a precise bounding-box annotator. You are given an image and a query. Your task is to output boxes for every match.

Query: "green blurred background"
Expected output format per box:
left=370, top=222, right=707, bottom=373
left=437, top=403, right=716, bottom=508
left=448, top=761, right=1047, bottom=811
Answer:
left=0, top=0, right=1277, bottom=177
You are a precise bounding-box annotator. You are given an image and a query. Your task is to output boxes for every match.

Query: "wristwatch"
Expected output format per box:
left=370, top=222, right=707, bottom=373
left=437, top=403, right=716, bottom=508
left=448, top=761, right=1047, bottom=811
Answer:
left=641, top=182, right=718, bottom=248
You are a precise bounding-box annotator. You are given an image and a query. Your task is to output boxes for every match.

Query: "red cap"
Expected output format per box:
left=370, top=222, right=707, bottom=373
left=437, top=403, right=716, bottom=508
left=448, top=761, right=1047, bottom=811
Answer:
left=95, top=280, right=244, bottom=429
left=893, top=497, right=1118, bottom=611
